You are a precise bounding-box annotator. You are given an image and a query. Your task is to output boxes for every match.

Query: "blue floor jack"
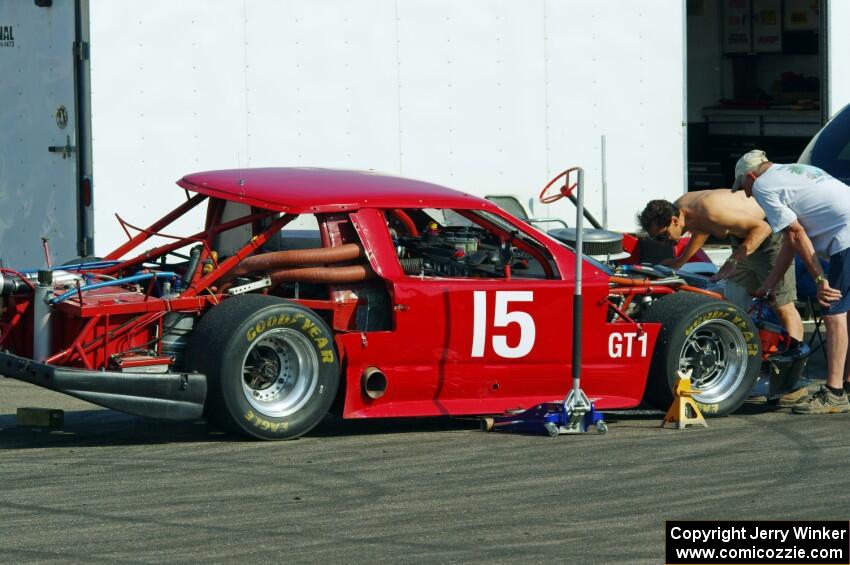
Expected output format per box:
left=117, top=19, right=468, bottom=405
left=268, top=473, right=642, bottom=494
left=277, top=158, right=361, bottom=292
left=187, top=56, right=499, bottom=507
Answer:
left=480, top=391, right=608, bottom=436
left=481, top=167, right=607, bottom=437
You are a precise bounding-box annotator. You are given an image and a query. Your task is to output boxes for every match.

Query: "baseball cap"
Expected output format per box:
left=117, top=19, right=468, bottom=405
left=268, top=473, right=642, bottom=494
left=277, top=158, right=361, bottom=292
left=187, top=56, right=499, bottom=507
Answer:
left=731, top=149, right=769, bottom=191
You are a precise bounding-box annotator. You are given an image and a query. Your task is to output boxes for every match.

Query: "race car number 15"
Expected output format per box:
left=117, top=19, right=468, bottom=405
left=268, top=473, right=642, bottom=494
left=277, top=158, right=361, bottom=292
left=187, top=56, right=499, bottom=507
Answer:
left=471, top=290, right=535, bottom=359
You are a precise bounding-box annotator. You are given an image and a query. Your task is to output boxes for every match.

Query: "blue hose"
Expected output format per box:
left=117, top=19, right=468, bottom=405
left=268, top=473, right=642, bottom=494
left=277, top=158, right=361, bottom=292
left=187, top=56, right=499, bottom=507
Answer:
left=19, top=260, right=123, bottom=274
left=49, top=272, right=177, bottom=304
left=56, top=260, right=122, bottom=271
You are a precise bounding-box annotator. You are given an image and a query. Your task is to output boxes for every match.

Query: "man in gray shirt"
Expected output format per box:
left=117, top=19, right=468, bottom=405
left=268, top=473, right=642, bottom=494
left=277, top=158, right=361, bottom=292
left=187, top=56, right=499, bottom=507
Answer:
left=733, top=149, right=850, bottom=414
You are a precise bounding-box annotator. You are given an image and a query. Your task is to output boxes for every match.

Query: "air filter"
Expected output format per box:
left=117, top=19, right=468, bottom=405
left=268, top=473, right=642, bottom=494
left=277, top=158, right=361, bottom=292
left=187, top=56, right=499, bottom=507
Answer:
left=548, top=228, right=626, bottom=257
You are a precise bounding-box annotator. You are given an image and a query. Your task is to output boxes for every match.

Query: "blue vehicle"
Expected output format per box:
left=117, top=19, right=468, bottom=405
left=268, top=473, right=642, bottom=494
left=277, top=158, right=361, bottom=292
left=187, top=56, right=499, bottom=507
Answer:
left=799, top=103, right=850, bottom=183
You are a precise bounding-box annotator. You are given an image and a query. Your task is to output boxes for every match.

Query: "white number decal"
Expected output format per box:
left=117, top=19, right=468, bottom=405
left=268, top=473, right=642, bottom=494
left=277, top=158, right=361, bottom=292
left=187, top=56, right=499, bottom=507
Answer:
left=608, top=332, right=648, bottom=358
left=472, top=291, right=536, bottom=358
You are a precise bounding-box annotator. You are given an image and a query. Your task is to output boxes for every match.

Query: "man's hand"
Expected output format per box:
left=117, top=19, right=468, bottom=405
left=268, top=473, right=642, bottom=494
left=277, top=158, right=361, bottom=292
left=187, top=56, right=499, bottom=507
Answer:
left=754, top=284, right=775, bottom=303
left=816, top=279, right=842, bottom=308
left=711, top=258, right=738, bottom=282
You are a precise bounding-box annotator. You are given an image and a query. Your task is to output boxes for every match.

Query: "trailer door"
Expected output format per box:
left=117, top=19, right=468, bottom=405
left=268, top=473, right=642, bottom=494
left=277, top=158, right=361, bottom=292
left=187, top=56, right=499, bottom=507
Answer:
left=0, top=0, right=83, bottom=268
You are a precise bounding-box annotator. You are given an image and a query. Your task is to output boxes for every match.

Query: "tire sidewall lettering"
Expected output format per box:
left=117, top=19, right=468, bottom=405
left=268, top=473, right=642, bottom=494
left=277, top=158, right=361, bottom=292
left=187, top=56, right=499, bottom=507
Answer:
left=678, top=304, right=760, bottom=414
left=683, top=310, right=726, bottom=337
left=683, top=307, right=760, bottom=358
left=245, top=311, right=335, bottom=364
left=696, top=401, right=719, bottom=415
left=244, top=409, right=289, bottom=432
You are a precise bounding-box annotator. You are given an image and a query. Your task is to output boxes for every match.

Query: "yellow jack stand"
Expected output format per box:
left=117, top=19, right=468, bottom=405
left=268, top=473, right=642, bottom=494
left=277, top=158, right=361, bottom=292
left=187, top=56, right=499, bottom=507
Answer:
left=661, top=369, right=708, bottom=430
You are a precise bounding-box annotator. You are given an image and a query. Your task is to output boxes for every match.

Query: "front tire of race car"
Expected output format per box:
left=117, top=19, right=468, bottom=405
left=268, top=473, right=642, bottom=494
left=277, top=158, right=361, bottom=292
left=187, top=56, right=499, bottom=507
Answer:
left=187, top=294, right=340, bottom=440
left=642, top=292, right=760, bottom=417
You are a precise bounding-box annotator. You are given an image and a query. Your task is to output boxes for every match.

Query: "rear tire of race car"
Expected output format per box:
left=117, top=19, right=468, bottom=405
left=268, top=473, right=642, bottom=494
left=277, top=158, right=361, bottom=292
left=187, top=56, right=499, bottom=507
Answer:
left=641, top=292, right=760, bottom=417
left=186, top=294, right=340, bottom=440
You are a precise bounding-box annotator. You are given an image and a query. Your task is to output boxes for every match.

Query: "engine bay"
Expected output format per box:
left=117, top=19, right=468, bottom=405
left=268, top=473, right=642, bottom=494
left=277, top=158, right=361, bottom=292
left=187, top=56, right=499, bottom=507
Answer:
left=393, top=225, right=543, bottom=278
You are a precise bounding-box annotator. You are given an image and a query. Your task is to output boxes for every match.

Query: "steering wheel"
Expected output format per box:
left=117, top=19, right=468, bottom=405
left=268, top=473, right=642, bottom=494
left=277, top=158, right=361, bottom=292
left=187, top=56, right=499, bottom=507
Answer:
left=539, top=167, right=580, bottom=204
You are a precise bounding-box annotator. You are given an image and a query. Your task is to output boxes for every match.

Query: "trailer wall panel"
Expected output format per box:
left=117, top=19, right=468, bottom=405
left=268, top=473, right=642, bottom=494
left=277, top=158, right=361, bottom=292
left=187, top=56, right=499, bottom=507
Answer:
left=828, top=0, right=850, bottom=116
left=90, top=0, right=249, bottom=249
left=87, top=0, right=684, bottom=254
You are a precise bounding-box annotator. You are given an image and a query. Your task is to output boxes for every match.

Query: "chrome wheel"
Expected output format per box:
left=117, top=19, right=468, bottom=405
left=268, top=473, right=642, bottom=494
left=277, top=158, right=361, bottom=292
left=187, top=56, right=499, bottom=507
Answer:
left=241, top=328, right=319, bottom=417
left=677, top=318, right=748, bottom=405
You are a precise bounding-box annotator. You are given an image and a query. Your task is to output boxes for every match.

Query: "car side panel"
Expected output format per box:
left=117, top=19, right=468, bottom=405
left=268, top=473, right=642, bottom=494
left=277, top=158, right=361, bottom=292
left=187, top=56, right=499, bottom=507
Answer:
left=337, top=294, right=659, bottom=418
left=338, top=208, right=657, bottom=418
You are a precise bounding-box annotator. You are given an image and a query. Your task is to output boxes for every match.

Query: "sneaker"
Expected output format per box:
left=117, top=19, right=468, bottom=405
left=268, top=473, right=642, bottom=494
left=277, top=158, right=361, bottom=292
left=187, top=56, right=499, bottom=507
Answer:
left=776, top=386, right=810, bottom=407
left=791, top=386, right=850, bottom=415
left=844, top=382, right=850, bottom=396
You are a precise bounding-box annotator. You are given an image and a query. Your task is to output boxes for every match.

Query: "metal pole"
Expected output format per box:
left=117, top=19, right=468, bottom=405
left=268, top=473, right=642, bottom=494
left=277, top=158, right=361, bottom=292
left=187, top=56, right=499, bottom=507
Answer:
left=682, top=0, right=690, bottom=194
left=820, top=0, right=830, bottom=121
left=75, top=0, right=95, bottom=256
left=601, top=135, right=608, bottom=229
left=33, top=270, right=54, bottom=362
left=572, top=168, right=584, bottom=392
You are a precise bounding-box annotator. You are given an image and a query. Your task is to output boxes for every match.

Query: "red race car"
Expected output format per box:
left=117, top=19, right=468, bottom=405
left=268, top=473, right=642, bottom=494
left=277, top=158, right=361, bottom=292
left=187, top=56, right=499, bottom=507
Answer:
left=0, top=168, right=764, bottom=439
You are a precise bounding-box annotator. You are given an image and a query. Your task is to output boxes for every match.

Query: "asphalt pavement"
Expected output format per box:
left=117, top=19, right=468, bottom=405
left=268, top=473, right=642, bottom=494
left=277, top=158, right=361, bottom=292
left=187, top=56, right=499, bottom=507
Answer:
left=1, top=344, right=848, bottom=564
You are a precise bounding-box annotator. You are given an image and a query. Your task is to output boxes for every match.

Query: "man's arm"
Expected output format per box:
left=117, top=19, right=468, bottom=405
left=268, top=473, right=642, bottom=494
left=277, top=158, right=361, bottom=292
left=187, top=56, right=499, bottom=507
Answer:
left=757, top=221, right=842, bottom=307
left=711, top=220, right=772, bottom=281
left=663, top=232, right=709, bottom=269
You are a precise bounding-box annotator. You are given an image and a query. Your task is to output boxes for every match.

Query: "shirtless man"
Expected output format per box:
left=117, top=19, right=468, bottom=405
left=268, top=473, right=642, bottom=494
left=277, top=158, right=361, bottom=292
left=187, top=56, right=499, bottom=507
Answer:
left=637, top=189, right=804, bottom=344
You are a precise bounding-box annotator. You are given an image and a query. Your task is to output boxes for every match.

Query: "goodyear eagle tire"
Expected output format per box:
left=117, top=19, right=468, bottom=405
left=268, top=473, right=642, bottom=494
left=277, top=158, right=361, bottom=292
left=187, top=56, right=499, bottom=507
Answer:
left=187, top=294, right=340, bottom=440
left=642, top=292, right=760, bottom=417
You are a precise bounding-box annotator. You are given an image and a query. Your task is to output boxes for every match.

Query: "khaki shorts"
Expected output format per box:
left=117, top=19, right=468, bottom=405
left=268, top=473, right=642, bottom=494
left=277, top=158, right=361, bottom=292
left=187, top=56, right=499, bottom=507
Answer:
left=728, top=232, right=797, bottom=306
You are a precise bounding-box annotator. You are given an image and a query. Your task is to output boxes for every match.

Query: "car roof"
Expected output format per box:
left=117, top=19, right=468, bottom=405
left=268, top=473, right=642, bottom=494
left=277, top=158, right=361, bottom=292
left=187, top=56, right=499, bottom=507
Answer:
left=177, top=168, right=496, bottom=213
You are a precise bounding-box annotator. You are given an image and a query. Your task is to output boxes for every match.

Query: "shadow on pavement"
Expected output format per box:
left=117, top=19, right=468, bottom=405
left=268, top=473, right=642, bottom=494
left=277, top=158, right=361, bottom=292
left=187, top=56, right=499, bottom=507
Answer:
left=734, top=403, right=785, bottom=416
left=0, top=400, right=794, bottom=449
left=0, top=410, right=483, bottom=449
left=311, top=415, right=480, bottom=437
left=0, top=410, right=231, bottom=449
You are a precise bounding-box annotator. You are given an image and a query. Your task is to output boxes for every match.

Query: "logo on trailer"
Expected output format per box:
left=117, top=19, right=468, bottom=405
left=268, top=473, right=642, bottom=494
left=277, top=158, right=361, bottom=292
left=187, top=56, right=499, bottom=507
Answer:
left=0, top=26, right=14, bottom=48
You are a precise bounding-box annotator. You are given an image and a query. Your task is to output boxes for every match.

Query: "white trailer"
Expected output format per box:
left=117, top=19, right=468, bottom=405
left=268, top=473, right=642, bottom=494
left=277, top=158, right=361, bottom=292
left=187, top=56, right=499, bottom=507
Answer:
left=1, top=0, right=847, bottom=266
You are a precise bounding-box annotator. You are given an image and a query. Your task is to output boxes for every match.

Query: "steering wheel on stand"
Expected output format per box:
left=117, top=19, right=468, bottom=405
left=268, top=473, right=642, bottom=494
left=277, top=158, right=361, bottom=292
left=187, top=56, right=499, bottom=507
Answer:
left=539, top=167, right=581, bottom=204
left=538, top=165, right=602, bottom=432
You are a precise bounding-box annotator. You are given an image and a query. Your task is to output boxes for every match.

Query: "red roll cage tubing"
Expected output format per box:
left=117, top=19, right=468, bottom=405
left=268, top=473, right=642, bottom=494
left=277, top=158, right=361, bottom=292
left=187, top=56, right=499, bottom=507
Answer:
left=101, top=193, right=299, bottom=290
left=45, top=206, right=297, bottom=367
left=105, top=193, right=208, bottom=261
left=389, top=208, right=419, bottom=237
left=454, top=210, right=555, bottom=279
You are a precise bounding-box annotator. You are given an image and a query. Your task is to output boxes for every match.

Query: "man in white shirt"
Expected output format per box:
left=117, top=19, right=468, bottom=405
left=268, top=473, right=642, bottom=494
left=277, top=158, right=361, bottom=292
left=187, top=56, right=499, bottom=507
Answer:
left=732, top=149, right=850, bottom=414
